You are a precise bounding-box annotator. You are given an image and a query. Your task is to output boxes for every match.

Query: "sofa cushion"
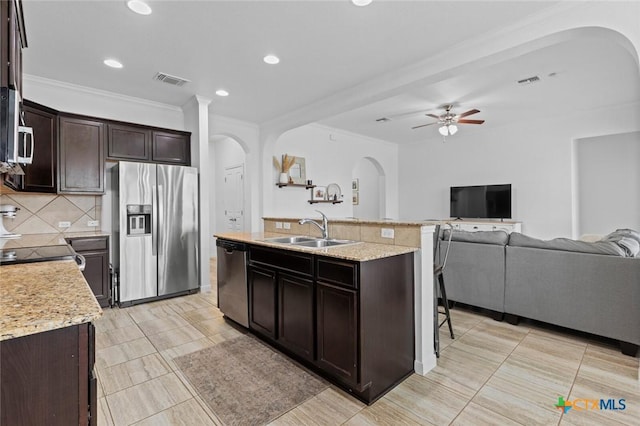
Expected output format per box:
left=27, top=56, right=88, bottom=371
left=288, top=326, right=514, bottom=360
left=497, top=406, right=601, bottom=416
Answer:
left=601, top=229, right=640, bottom=257
left=508, top=232, right=626, bottom=256
left=443, top=229, right=509, bottom=246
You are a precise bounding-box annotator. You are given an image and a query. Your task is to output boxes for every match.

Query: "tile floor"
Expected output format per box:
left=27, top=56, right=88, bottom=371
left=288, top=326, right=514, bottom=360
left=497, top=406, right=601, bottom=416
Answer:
left=95, top=260, right=639, bottom=425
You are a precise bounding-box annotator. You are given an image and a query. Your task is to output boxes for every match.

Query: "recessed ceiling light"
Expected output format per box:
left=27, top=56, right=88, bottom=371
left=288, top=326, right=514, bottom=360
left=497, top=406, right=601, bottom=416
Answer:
left=103, top=59, right=123, bottom=69
left=263, top=55, right=280, bottom=65
left=352, top=0, right=373, bottom=6
left=215, top=89, right=229, bottom=97
left=127, top=0, right=152, bottom=15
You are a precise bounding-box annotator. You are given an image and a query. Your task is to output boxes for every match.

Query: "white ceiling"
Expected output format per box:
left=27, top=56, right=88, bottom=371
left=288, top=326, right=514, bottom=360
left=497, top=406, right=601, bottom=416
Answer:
left=21, top=1, right=639, bottom=142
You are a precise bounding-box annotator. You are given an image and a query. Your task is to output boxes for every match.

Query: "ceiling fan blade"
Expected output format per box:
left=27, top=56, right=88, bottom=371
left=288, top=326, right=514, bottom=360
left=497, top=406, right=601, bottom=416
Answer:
left=411, top=122, right=438, bottom=130
left=426, top=113, right=440, bottom=119
left=458, top=109, right=480, bottom=118
left=457, top=119, right=485, bottom=124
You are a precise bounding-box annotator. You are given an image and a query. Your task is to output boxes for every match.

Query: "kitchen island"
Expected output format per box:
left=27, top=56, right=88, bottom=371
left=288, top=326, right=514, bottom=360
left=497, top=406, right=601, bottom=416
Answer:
left=0, top=259, right=102, bottom=425
left=215, top=231, right=418, bottom=403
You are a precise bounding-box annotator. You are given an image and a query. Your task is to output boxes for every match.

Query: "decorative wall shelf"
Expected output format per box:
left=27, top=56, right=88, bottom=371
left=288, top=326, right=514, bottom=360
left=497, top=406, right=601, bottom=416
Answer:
left=308, top=200, right=343, bottom=205
left=276, top=183, right=315, bottom=189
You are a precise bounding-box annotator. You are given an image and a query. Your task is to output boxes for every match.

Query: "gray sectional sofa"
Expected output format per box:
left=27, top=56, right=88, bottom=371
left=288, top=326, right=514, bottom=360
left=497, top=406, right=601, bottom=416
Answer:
left=439, top=229, right=640, bottom=356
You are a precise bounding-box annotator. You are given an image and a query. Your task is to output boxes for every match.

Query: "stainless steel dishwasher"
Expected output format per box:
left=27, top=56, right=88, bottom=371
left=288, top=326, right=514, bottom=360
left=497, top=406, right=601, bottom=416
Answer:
left=216, top=239, right=249, bottom=327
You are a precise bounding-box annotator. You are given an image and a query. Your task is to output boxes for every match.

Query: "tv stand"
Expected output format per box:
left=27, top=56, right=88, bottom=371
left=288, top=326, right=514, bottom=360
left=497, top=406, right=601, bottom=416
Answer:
left=449, top=219, right=521, bottom=234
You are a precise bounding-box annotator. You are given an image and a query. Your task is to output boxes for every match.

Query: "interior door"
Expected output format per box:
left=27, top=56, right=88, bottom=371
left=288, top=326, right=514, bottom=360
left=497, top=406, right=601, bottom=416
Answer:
left=224, top=165, right=244, bottom=232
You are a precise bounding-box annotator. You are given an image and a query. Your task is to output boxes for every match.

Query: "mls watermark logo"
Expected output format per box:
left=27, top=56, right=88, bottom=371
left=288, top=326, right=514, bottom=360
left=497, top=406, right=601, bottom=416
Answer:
left=555, top=396, right=626, bottom=414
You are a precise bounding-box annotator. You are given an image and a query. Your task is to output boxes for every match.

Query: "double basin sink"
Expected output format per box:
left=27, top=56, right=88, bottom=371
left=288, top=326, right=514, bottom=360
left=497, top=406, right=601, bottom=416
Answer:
left=262, top=235, right=361, bottom=248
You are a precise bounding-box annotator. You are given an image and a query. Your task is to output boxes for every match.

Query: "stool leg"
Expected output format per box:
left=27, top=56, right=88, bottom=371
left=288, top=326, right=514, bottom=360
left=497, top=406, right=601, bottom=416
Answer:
left=434, top=274, right=440, bottom=358
left=438, top=274, right=454, bottom=339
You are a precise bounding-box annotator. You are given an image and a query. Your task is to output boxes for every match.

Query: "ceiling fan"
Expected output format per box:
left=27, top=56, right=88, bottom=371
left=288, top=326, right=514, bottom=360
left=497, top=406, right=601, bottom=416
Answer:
left=411, top=105, right=485, bottom=136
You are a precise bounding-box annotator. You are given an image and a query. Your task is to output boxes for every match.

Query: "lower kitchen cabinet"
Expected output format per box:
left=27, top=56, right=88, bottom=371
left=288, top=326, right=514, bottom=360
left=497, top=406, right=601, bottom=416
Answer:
left=248, top=265, right=277, bottom=339
left=0, top=322, right=96, bottom=426
left=246, top=245, right=414, bottom=404
left=278, top=272, right=314, bottom=361
left=66, top=236, right=110, bottom=308
left=316, top=281, right=358, bottom=385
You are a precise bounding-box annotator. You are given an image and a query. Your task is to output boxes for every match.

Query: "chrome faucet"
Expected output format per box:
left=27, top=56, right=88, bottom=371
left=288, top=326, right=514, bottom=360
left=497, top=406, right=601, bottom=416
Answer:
left=299, top=210, right=329, bottom=239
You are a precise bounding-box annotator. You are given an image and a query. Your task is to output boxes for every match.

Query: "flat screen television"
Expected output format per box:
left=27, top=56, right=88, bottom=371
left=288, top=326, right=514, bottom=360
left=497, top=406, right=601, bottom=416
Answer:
left=450, top=184, right=512, bottom=219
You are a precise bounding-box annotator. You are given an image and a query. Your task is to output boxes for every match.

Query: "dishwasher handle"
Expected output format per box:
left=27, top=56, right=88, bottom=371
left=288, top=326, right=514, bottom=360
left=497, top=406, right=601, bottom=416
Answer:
left=216, top=239, right=247, bottom=252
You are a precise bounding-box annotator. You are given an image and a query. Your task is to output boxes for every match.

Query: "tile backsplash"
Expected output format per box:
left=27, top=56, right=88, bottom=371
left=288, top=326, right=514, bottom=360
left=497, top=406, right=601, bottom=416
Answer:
left=0, top=193, right=102, bottom=234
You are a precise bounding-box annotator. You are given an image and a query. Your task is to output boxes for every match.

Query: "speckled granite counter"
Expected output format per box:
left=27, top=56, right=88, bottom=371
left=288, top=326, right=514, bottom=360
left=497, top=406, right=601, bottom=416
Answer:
left=214, top=232, right=417, bottom=262
left=0, top=260, right=102, bottom=341
left=0, top=231, right=110, bottom=250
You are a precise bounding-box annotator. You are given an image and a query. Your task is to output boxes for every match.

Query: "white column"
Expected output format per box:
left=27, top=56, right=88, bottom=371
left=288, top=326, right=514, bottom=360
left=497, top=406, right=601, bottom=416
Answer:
left=183, top=95, right=212, bottom=291
left=414, top=224, right=437, bottom=375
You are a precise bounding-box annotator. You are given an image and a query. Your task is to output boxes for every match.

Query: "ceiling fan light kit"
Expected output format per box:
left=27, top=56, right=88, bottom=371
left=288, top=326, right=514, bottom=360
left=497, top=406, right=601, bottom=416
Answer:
left=411, top=104, right=484, bottom=138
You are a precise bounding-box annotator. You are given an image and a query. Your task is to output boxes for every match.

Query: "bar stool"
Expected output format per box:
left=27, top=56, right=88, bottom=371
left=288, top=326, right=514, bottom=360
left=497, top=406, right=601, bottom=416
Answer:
left=434, top=224, right=454, bottom=358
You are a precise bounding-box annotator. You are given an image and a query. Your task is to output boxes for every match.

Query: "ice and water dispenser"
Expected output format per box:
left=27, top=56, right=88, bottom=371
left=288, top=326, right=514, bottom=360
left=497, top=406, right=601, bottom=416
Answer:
left=126, top=205, right=151, bottom=236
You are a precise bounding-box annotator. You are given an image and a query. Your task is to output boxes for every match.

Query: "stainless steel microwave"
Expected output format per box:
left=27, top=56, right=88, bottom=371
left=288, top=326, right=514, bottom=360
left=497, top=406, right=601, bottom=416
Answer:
left=0, top=87, right=34, bottom=165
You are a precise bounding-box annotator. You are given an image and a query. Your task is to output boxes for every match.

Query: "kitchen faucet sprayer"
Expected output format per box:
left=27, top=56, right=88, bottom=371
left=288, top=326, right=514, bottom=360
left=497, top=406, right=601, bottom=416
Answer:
left=299, top=210, right=329, bottom=239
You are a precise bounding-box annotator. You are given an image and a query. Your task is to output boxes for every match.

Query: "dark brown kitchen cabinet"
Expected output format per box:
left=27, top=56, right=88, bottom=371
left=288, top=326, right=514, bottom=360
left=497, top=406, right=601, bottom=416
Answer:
left=278, top=272, right=314, bottom=361
left=316, top=281, right=358, bottom=385
left=67, top=236, right=110, bottom=308
left=1, top=0, right=27, bottom=92
left=151, top=130, right=190, bottom=165
left=4, top=100, right=58, bottom=192
left=58, top=115, right=105, bottom=194
left=248, top=265, right=278, bottom=340
left=106, top=123, right=150, bottom=161
left=245, top=244, right=414, bottom=404
left=0, top=322, right=96, bottom=426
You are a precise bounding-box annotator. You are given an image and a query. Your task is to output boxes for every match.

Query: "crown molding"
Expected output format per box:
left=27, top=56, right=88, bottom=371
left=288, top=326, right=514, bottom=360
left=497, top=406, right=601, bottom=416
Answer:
left=23, top=74, right=183, bottom=113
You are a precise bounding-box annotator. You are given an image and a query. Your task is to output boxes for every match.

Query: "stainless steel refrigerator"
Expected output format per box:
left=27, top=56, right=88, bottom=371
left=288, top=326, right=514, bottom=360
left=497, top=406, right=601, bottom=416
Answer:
left=112, top=161, right=199, bottom=306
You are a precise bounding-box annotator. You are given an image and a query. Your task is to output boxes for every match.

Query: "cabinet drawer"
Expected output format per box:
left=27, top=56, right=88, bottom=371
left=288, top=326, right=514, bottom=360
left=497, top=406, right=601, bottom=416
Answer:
left=67, top=237, right=108, bottom=252
left=249, top=246, right=313, bottom=276
left=316, top=257, right=358, bottom=289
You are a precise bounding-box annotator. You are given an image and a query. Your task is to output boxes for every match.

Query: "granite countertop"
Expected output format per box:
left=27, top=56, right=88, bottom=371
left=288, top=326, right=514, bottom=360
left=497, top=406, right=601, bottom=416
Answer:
left=214, top=232, right=418, bottom=262
left=0, top=260, right=103, bottom=341
left=0, top=231, right=110, bottom=249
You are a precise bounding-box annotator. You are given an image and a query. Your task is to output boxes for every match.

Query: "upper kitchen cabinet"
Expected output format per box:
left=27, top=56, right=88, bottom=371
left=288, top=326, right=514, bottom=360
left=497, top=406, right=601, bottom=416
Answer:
left=58, top=114, right=105, bottom=194
left=151, top=130, right=190, bottom=165
left=106, top=123, right=151, bottom=161
left=4, top=100, right=58, bottom=193
left=1, top=0, right=27, bottom=93
left=106, top=124, right=190, bottom=166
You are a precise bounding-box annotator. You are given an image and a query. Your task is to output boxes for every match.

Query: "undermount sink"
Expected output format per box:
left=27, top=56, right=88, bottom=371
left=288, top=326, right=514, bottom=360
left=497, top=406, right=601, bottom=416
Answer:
left=262, top=236, right=360, bottom=248
left=293, top=239, right=360, bottom=248
left=262, top=236, right=317, bottom=244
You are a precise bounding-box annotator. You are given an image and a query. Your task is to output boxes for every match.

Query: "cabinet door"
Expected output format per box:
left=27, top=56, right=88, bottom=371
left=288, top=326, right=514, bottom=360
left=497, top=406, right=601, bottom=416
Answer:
left=107, top=123, right=150, bottom=161
left=21, top=103, right=58, bottom=193
left=81, top=251, right=110, bottom=308
left=151, top=130, right=190, bottom=165
left=58, top=116, right=105, bottom=194
left=316, top=282, right=358, bottom=386
left=278, top=272, right=314, bottom=361
left=248, top=265, right=277, bottom=340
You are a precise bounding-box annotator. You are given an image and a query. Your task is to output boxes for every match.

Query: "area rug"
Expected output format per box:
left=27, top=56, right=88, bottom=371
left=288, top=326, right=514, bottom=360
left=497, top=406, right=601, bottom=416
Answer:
left=174, top=335, right=328, bottom=425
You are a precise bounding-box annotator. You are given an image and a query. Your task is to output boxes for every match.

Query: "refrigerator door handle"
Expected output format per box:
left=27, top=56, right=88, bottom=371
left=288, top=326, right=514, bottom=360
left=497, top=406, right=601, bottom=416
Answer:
left=152, top=184, right=158, bottom=256
left=157, top=184, right=164, bottom=256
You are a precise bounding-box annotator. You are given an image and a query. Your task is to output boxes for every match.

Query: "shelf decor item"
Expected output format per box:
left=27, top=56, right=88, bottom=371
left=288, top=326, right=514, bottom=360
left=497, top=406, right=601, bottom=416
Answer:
left=312, top=186, right=327, bottom=201
left=326, top=183, right=342, bottom=201
left=273, top=154, right=297, bottom=184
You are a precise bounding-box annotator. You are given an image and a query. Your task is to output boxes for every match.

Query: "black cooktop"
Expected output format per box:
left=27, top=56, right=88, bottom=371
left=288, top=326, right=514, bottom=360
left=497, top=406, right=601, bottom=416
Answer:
left=0, top=245, right=77, bottom=265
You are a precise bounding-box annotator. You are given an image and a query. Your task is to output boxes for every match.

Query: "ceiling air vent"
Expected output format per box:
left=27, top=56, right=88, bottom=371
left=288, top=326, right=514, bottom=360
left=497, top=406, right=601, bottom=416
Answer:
left=153, top=72, right=190, bottom=87
left=517, top=75, right=540, bottom=85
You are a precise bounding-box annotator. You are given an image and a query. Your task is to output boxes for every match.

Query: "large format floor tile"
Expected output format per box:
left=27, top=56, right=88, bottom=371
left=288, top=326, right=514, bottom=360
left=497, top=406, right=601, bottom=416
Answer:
left=92, top=260, right=637, bottom=425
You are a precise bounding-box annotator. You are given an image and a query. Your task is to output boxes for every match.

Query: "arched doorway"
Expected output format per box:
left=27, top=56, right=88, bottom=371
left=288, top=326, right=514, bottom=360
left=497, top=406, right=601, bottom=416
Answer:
left=210, top=135, right=248, bottom=236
